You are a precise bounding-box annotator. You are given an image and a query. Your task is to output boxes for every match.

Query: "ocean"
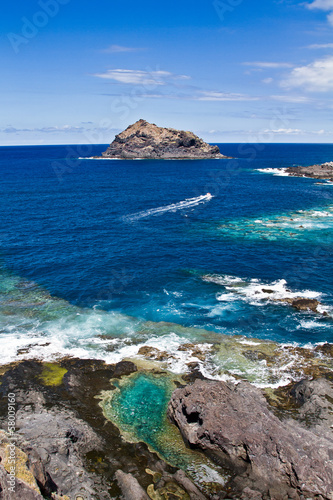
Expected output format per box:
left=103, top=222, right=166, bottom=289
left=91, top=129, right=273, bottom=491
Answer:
left=0, top=143, right=332, bottom=386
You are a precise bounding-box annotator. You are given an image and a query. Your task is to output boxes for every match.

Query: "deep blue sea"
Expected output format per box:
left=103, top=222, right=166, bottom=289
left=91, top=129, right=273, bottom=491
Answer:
left=0, top=143, right=332, bottom=385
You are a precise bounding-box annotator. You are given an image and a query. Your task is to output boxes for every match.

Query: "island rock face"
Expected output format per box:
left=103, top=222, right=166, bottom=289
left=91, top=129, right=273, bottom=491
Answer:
left=168, top=378, right=333, bottom=499
left=100, top=119, right=228, bottom=159
left=286, top=161, right=333, bottom=180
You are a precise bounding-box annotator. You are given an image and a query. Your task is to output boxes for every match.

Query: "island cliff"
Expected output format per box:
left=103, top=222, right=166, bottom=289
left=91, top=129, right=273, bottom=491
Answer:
left=99, top=119, right=229, bottom=159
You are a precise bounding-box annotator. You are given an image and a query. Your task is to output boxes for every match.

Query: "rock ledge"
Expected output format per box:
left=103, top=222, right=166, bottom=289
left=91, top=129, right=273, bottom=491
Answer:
left=286, top=161, right=333, bottom=180
left=168, top=378, right=333, bottom=499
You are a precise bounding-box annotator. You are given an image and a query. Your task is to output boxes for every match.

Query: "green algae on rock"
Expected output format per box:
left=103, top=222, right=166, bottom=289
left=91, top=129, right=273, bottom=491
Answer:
left=39, top=362, right=68, bottom=386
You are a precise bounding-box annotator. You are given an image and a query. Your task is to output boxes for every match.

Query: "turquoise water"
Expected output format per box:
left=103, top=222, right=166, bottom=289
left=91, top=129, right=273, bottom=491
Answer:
left=0, top=143, right=332, bottom=384
left=102, top=372, right=229, bottom=487
left=104, top=373, right=172, bottom=453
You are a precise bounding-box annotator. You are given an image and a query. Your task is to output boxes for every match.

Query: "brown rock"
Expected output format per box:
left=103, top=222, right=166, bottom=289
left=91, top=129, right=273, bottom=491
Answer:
left=113, top=360, right=138, bottom=378
left=276, top=297, right=322, bottom=313
left=289, top=377, right=333, bottom=433
left=137, top=346, right=169, bottom=361
left=0, top=464, right=44, bottom=500
left=99, top=120, right=229, bottom=159
left=315, top=343, right=333, bottom=357
left=168, top=379, right=333, bottom=499
left=285, top=162, right=333, bottom=180
left=115, top=470, right=149, bottom=500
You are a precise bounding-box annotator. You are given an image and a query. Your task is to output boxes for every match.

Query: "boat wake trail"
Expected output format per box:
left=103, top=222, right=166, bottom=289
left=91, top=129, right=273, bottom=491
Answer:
left=123, top=193, right=213, bottom=222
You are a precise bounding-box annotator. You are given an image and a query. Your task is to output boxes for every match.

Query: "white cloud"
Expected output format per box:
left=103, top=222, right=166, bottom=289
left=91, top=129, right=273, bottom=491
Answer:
left=261, top=128, right=332, bottom=136
left=93, top=69, right=191, bottom=86
left=307, top=43, right=333, bottom=48
left=1, top=125, right=86, bottom=134
left=271, top=95, right=310, bottom=102
left=196, top=91, right=259, bottom=101
left=243, top=62, right=293, bottom=68
left=102, top=45, right=144, bottom=53
left=262, top=128, right=303, bottom=135
left=306, top=0, right=333, bottom=11
left=262, top=77, right=273, bottom=84
left=281, top=56, right=333, bottom=91
left=306, top=0, right=333, bottom=25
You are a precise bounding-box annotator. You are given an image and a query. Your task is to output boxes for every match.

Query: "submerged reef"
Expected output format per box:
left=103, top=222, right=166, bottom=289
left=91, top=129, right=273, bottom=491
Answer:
left=97, top=119, right=229, bottom=159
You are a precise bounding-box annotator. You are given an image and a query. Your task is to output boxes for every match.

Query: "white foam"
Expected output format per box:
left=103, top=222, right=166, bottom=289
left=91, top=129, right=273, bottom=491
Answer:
left=210, top=293, right=238, bottom=303
left=257, top=168, right=290, bottom=177
left=123, top=194, right=213, bottom=221
left=238, top=339, right=262, bottom=346
left=0, top=314, right=317, bottom=389
left=0, top=309, right=140, bottom=365
left=204, top=274, right=323, bottom=309
left=78, top=157, right=119, bottom=160
left=133, top=333, right=214, bottom=374
left=297, top=320, right=330, bottom=329
left=203, top=274, right=244, bottom=286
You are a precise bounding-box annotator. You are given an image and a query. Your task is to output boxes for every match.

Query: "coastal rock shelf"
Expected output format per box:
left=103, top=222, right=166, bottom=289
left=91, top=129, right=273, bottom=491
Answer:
left=286, top=161, right=333, bottom=180
left=98, top=119, right=229, bottom=159
left=168, top=378, right=333, bottom=500
left=0, top=355, right=333, bottom=499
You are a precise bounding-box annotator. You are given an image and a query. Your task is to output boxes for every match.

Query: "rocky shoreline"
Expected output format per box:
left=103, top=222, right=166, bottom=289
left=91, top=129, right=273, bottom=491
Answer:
left=0, top=353, right=332, bottom=500
left=168, top=378, right=333, bottom=499
left=285, top=161, right=333, bottom=180
left=95, top=119, right=230, bottom=160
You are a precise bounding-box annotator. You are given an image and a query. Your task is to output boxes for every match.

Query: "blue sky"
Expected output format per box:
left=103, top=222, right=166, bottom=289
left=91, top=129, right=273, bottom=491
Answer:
left=1, top=0, right=333, bottom=144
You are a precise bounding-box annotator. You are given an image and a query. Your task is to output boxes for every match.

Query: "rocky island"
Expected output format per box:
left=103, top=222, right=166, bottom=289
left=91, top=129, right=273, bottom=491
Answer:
left=285, top=161, right=333, bottom=180
left=97, top=119, right=229, bottom=159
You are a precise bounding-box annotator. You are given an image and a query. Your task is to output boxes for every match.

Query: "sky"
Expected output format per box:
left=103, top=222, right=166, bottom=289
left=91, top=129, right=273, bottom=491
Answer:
left=1, top=0, right=333, bottom=145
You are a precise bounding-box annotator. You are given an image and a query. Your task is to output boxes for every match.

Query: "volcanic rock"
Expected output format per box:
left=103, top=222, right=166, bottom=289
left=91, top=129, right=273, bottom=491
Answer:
left=0, top=359, right=213, bottom=500
left=289, top=377, right=333, bottom=434
left=99, top=119, right=229, bottom=159
left=286, top=161, right=333, bottom=180
left=115, top=470, right=150, bottom=500
left=277, top=296, right=321, bottom=313
left=168, top=378, right=333, bottom=499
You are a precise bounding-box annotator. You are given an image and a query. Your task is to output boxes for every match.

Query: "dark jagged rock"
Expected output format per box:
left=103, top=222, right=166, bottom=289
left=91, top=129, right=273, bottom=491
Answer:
left=289, top=377, right=333, bottom=434
left=286, top=161, right=333, bottom=180
left=112, top=360, right=138, bottom=378
left=0, top=359, right=211, bottom=500
left=315, top=342, right=333, bottom=357
left=168, top=378, right=333, bottom=499
left=276, top=296, right=322, bottom=313
left=15, top=409, right=107, bottom=499
left=0, top=464, right=44, bottom=500
left=99, top=119, right=229, bottom=159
